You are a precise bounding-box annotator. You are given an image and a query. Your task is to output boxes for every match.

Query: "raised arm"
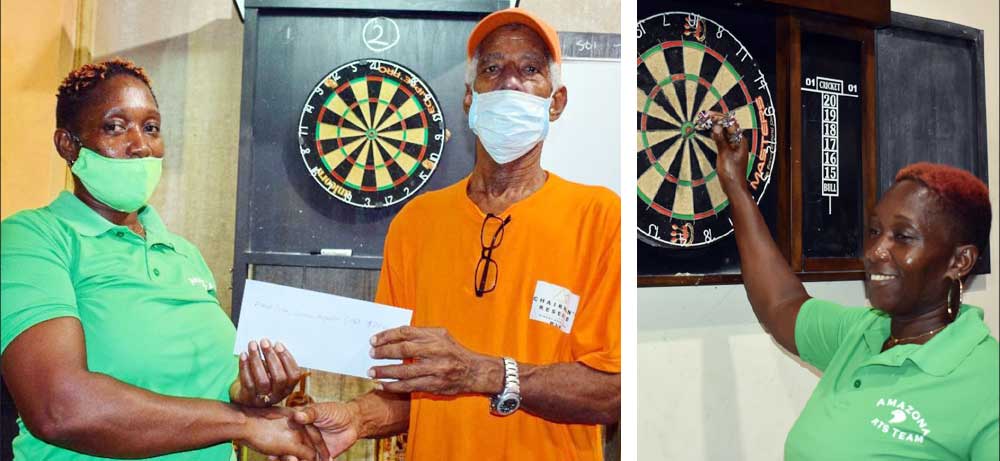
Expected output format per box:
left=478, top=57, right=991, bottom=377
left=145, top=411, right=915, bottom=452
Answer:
left=0, top=317, right=326, bottom=460
left=709, top=112, right=810, bottom=354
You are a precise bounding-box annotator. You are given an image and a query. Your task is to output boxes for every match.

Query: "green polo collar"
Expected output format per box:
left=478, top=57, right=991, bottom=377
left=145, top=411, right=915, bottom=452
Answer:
left=136, top=202, right=180, bottom=252
left=47, top=191, right=182, bottom=254
left=48, top=191, right=116, bottom=236
left=860, top=305, right=988, bottom=377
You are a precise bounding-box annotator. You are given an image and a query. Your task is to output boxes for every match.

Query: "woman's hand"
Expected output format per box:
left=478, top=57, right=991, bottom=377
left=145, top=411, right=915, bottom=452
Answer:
left=237, top=406, right=329, bottom=461
left=231, top=339, right=305, bottom=408
left=702, top=110, right=750, bottom=193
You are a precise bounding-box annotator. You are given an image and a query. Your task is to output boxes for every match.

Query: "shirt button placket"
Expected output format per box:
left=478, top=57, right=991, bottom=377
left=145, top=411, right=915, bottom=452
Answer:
left=145, top=242, right=160, bottom=280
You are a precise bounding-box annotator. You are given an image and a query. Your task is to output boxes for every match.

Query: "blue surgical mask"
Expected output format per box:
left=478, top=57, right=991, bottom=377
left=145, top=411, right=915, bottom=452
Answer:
left=468, top=89, right=552, bottom=164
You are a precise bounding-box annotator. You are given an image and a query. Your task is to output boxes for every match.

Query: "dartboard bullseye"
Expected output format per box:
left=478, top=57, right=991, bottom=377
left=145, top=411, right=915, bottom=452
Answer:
left=637, top=12, right=777, bottom=248
left=298, top=59, right=445, bottom=208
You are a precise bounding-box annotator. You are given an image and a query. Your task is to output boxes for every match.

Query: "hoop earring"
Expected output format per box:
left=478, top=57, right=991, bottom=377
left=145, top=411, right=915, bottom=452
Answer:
left=958, top=277, right=964, bottom=304
left=947, top=277, right=963, bottom=318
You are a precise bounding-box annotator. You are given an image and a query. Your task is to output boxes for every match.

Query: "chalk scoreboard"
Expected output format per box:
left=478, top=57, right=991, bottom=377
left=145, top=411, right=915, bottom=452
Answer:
left=800, top=32, right=864, bottom=260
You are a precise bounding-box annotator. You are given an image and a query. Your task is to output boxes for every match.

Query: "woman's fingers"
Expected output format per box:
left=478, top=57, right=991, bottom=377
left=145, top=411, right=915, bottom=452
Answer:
left=239, top=352, right=258, bottom=398
left=261, top=339, right=288, bottom=396
left=275, top=342, right=302, bottom=383
left=710, top=116, right=729, bottom=146
left=723, top=117, right=744, bottom=146
left=248, top=340, right=273, bottom=399
left=243, top=338, right=305, bottom=405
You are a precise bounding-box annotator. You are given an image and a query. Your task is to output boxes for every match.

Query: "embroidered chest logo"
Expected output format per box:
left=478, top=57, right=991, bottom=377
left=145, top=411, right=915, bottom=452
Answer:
left=529, top=280, right=580, bottom=334
left=869, top=397, right=932, bottom=444
left=188, top=276, right=215, bottom=292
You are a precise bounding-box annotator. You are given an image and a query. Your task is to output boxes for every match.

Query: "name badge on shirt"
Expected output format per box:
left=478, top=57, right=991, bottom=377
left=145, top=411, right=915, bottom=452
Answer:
left=529, top=280, right=579, bottom=334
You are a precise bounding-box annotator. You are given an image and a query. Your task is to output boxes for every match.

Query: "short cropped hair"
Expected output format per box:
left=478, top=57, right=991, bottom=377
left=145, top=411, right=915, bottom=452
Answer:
left=895, top=162, right=992, bottom=255
left=56, top=57, right=155, bottom=130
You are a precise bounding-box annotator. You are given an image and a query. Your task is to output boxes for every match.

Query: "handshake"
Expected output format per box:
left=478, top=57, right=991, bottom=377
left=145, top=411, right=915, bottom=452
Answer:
left=230, top=339, right=358, bottom=461
left=231, top=325, right=490, bottom=460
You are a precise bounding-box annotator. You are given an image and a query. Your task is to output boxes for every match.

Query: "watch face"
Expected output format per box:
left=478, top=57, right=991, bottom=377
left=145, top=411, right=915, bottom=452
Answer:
left=499, top=397, right=520, bottom=414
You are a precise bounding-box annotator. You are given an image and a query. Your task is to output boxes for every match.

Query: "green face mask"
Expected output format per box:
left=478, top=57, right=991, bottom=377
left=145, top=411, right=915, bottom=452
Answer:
left=70, top=146, right=163, bottom=212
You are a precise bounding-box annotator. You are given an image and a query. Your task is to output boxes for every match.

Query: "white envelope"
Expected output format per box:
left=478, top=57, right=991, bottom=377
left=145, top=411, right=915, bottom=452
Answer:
left=234, top=279, right=413, bottom=379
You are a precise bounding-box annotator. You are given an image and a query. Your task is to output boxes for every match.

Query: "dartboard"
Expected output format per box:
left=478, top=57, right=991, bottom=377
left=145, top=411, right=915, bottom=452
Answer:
left=637, top=12, right=777, bottom=247
left=298, top=59, right=445, bottom=208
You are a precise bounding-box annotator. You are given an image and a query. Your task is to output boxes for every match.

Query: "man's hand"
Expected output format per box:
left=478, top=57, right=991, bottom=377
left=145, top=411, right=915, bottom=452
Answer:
left=368, top=326, right=502, bottom=395
left=293, top=402, right=361, bottom=458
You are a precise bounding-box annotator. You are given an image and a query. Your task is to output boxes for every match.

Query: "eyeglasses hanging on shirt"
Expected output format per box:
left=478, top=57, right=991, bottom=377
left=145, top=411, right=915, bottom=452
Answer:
left=475, top=213, right=512, bottom=297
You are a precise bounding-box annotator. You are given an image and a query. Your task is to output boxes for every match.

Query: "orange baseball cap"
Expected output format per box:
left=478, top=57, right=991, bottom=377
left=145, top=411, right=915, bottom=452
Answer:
left=466, top=8, right=561, bottom=63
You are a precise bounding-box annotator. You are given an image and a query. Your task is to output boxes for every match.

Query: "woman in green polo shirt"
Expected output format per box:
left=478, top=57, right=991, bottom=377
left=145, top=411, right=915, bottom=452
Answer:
left=0, top=59, right=327, bottom=460
left=703, top=111, right=998, bottom=460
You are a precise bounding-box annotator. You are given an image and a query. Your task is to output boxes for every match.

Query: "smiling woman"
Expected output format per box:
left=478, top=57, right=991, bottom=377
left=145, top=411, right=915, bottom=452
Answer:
left=0, top=58, right=329, bottom=461
left=702, top=107, right=998, bottom=460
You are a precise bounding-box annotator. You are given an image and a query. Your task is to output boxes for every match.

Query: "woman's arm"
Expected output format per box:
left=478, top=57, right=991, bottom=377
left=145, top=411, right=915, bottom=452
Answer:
left=710, top=113, right=810, bottom=355
left=0, top=317, right=326, bottom=460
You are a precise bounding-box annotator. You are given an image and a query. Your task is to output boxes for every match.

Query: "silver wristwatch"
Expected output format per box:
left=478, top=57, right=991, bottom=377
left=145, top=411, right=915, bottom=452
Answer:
left=490, top=357, right=521, bottom=416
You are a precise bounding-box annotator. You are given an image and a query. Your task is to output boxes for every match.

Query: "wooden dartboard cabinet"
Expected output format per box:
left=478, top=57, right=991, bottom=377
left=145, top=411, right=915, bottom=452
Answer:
left=637, top=0, right=990, bottom=286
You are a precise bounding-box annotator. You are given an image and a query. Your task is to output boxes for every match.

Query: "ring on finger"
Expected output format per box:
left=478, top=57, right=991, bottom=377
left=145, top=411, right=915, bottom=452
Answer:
left=257, top=393, right=271, bottom=404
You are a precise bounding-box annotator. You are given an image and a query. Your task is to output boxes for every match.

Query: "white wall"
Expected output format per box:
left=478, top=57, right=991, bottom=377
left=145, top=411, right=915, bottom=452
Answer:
left=544, top=59, right=622, bottom=195
left=637, top=1, right=1000, bottom=459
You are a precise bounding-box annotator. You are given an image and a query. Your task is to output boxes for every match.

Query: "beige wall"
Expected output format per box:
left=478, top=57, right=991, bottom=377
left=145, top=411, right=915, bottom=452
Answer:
left=637, top=1, right=1000, bottom=459
left=0, top=0, right=81, bottom=219
left=521, top=0, right=619, bottom=34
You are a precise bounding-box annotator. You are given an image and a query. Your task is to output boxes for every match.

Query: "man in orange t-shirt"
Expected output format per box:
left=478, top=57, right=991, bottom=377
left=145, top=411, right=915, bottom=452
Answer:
left=296, top=8, right=620, bottom=460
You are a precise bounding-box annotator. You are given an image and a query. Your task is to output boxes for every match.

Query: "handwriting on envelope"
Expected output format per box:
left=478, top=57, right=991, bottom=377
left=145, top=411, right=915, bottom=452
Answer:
left=234, top=279, right=413, bottom=379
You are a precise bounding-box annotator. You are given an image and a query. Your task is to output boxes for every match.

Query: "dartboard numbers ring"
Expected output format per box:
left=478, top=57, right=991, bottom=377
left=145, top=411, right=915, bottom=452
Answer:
left=298, top=59, right=445, bottom=208
left=637, top=12, right=777, bottom=248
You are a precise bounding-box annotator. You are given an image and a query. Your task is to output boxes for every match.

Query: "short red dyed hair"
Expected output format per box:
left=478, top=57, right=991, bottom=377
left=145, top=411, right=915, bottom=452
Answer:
left=55, top=57, right=154, bottom=130
left=895, top=162, right=992, bottom=254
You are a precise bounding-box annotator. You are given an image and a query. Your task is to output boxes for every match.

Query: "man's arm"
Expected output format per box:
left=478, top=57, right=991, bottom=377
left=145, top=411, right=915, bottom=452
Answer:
left=369, top=326, right=620, bottom=425
left=350, top=390, right=412, bottom=439
left=299, top=335, right=619, bottom=456
left=518, top=361, right=620, bottom=424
